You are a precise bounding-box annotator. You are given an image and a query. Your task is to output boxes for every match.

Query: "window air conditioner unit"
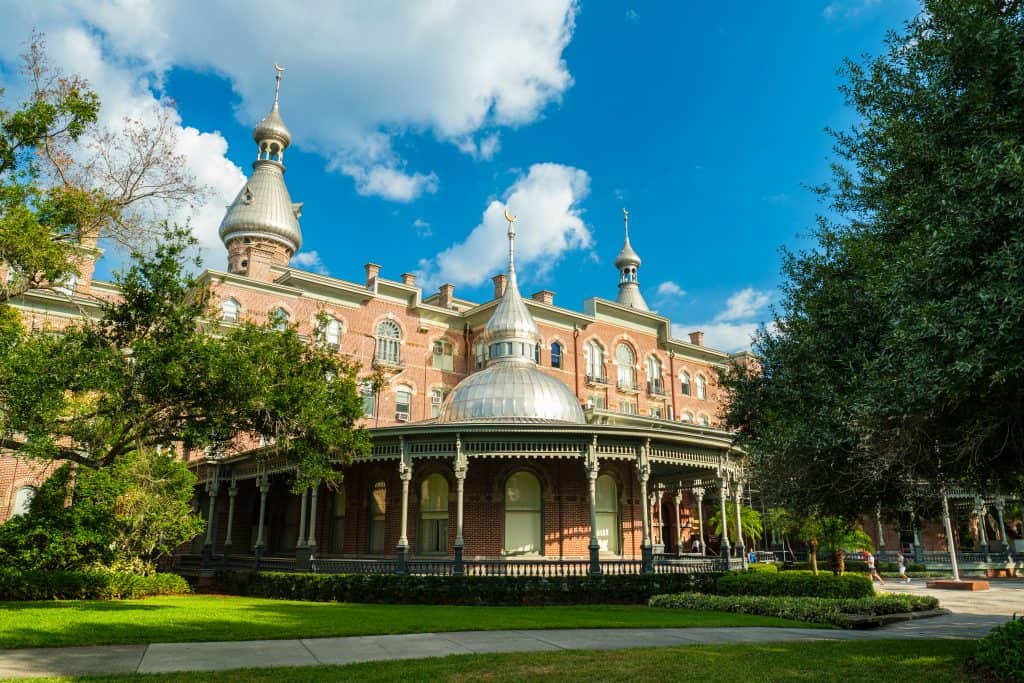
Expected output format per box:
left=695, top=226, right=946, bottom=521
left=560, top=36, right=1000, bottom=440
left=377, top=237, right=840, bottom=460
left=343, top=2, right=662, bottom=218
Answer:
left=585, top=399, right=594, bottom=409
left=395, top=411, right=410, bottom=422
left=431, top=394, right=443, bottom=405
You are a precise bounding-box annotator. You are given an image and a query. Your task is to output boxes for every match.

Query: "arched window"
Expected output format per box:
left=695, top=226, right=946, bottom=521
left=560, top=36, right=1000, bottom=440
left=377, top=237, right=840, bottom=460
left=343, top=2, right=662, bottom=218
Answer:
left=320, top=317, right=341, bottom=349
left=504, top=471, right=542, bottom=555
left=698, top=414, right=710, bottom=426
left=375, top=320, right=402, bottom=365
left=615, top=343, right=636, bottom=389
left=585, top=341, right=605, bottom=381
left=330, top=486, right=346, bottom=553
left=270, top=307, right=290, bottom=331
left=681, top=411, right=694, bottom=423
left=696, top=374, right=707, bottom=400
left=680, top=371, right=691, bottom=396
left=550, top=342, right=563, bottom=369
left=221, top=298, right=240, bottom=323
left=646, top=356, right=663, bottom=394
left=595, top=475, right=619, bottom=554
left=10, top=486, right=35, bottom=517
left=368, top=480, right=387, bottom=553
left=419, top=474, right=449, bottom=554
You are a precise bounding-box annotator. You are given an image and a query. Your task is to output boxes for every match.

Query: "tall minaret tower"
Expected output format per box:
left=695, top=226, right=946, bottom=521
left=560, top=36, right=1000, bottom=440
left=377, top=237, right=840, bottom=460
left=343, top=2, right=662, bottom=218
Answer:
left=614, top=208, right=649, bottom=310
left=219, top=64, right=303, bottom=280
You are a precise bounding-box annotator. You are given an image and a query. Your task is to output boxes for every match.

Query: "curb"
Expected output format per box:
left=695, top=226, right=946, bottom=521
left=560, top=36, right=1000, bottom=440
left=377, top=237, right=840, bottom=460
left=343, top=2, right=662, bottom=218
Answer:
left=845, top=608, right=951, bottom=629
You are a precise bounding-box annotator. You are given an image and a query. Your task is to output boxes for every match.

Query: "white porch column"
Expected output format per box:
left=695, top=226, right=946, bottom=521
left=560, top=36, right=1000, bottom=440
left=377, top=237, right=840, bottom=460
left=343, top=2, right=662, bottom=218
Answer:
left=994, top=497, right=1010, bottom=558
left=940, top=489, right=961, bottom=582
left=307, top=482, right=320, bottom=550
left=875, top=503, right=885, bottom=551
left=718, top=477, right=731, bottom=559
left=397, top=437, right=412, bottom=573
left=255, top=475, right=270, bottom=554
left=695, top=488, right=706, bottom=556
left=223, top=477, right=238, bottom=554
left=454, top=435, right=468, bottom=575
left=297, top=487, right=309, bottom=549
left=585, top=436, right=601, bottom=575
left=673, top=488, right=683, bottom=554
left=637, top=440, right=652, bottom=572
left=733, top=479, right=745, bottom=564
left=975, top=496, right=990, bottom=560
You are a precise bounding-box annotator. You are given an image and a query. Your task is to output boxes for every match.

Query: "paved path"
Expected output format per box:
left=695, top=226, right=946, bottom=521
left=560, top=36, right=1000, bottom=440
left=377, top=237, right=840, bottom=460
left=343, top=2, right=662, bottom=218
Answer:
left=1, top=581, right=1021, bottom=680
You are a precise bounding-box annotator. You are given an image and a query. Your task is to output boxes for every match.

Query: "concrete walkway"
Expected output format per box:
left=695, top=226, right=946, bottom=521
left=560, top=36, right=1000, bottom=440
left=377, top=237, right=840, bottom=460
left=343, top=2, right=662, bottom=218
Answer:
left=1, top=581, right=1021, bottom=680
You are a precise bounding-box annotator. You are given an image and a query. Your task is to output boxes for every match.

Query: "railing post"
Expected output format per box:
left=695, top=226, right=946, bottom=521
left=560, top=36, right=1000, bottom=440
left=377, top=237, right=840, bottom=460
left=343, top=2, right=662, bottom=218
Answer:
left=454, top=435, right=467, bottom=576
left=585, top=436, right=601, bottom=576
left=637, top=440, right=653, bottom=573
left=396, top=437, right=412, bottom=575
left=222, top=475, right=238, bottom=566
left=975, top=496, right=990, bottom=562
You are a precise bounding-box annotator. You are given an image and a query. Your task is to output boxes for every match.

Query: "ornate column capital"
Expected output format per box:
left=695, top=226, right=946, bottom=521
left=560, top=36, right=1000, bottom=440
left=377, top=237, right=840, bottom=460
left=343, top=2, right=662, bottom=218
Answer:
left=454, top=433, right=468, bottom=480
left=398, top=436, right=413, bottom=481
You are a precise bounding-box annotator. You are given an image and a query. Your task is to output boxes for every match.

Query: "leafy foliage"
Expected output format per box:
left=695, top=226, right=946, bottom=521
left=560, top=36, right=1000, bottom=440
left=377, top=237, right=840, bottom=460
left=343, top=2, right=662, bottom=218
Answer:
left=649, top=592, right=940, bottom=628
left=721, top=1, right=1024, bottom=515
left=214, top=570, right=721, bottom=606
left=708, top=504, right=764, bottom=545
left=716, top=570, right=874, bottom=599
left=973, top=615, right=1024, bottom=682
left=0, top=568, right=189, bottom=600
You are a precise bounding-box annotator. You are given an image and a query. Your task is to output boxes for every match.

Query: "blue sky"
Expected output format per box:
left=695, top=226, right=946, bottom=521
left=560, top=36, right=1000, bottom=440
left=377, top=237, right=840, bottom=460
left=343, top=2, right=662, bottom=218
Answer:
left=0, top=1, right=920, bottom=350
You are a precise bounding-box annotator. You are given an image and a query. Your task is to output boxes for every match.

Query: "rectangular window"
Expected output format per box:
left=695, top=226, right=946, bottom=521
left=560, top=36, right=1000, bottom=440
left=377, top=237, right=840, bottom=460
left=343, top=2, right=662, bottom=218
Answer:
left=420, top=517, right=448, bottom=553
left=432, top=340, right=454, bottom=371
left=430, top=388, right=446, bottom=418
left=649, top=405, right=663, bottom=419
left=396, top=389, right=412, bottom=414
left=551, top=344, right=562, bottom=369
left=369, top=482, right=387, bottom=554
left=619, top=400, right=638, bottom=415
left=504, top=512, right=542, bottom=555
left=588, top=394, right=606, bottom=410
left=361, top=384, right=375, bottom=417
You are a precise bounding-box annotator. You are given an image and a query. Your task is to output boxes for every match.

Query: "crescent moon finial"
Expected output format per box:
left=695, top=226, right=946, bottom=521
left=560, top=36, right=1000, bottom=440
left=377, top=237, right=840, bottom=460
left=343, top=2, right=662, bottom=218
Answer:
left=274, top=62, right=286, bottom=74
left=504, top=205, right=517, bottom=226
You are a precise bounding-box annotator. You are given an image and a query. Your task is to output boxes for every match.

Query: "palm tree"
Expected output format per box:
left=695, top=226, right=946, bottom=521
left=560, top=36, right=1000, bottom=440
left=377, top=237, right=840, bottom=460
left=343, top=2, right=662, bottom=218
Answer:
left=708, top=505, right=764, bottom=555
left=818, top=516, right=874, bottom=575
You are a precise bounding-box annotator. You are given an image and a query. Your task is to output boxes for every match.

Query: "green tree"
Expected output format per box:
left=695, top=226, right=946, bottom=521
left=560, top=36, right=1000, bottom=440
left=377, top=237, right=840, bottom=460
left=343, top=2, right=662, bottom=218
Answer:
left=817, top=516, right=874, bottom=576
left=708, top=504, right=764, bottom=551
left=721, top=1, right=1024, bottom=516
left=0, top=226, right=370, bottom=490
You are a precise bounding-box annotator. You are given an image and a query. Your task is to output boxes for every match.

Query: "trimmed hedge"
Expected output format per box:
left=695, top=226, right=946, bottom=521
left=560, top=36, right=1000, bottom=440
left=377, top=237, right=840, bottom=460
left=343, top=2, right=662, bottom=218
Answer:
left=0, top=569, right=190, bottom=600
left=214, top=570, right=721, bottom=606
left=649, top=592, right=940, bottom=628
left=744, top=563, right=780, bottom=573
left=716, top=570, right=874, bottom=599
left=973, top=615, right=1024, bottom=682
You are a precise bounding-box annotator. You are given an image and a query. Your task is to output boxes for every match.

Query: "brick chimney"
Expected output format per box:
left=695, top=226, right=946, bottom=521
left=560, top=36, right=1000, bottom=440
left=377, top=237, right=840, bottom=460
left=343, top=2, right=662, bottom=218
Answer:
left=439, top=283, right=455, bottom=309
left=492, top=274, right=507, bottom=299
left=401, top=273, right=417, bottom=286
left=364, top=263, right=381, bottom=287
left=531, top=290, right=555, bottom=305
left=689, top=331, right=704, bottom=346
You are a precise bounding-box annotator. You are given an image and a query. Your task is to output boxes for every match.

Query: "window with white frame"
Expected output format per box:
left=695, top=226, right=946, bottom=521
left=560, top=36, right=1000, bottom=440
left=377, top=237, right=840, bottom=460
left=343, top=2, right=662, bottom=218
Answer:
left=473, top=341, right=486, bottom=369
left=55, top=273, right=78, bottom=296
left=269, top=307, right=290, bottom=331
left=646, top=356, right=663, bottom=394
left=680, top=371, right=691, bottom=396
left=649, top=405, right=664, bottom=419
left=595, top=474, right=619, bottom=553
left=430, top=387, right=447, bottom=418
left=375, top=320, right=402, bottom=364
left=619, top=399, right=638, bottom=415
left=698, top=414, right=710, bottom=426
left=432, top=339, right=454, bottom=371
left=680, top=411, right=693, bottom=423
left=395, top=386, right=412, bottom=420
left=221, top=298, right=240, bottom=323
left=504, top=471, right=542, bottom=555
left=585, top=341, right=605, bottom=381
left=696, top=374, right=707, bottom=400
left=320, top=317, right=341, bottom=349
left=587, top=394, right=606, bottom=409
left=10, top=486, right=35, bottom=517
left=615, top=344, right=636, bottom=389
left=419, top=474, right=449, bottom=554
left=550, top=341, right=563, bottom=369
left=368, top=480, right=387, bottom=553
left=360, top=382, right=375, bottom=417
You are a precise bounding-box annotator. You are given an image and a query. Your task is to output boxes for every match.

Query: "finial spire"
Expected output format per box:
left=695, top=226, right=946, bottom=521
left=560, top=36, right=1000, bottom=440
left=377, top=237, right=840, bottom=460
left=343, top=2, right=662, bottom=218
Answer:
left=273, top=63, right=285, bottom=106
left=504, top=205, right=518, bottom=282
left=623, top=207, right=630, bottom=241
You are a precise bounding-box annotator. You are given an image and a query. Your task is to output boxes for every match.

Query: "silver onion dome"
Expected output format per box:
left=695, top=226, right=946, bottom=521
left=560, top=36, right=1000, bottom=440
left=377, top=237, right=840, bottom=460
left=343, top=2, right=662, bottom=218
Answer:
left=253, top=104, right=292, bottom=149
left=615, top=208, right=649, bottom=311
left=437, top=208, right=584, bottom=425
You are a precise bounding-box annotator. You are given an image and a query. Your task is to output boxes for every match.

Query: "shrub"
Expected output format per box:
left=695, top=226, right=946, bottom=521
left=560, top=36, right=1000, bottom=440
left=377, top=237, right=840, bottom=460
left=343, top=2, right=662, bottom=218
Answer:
left=716, top=570, right=874, bottom=599
left=745, top=563, right=780, bottom=573
left=973, top=616, right=1024, bottom=682
left=214, top=570, right=721, bottom=606
left=0, top=568, right=190, bottom=600
left=649, top=592, right=940, bottom=628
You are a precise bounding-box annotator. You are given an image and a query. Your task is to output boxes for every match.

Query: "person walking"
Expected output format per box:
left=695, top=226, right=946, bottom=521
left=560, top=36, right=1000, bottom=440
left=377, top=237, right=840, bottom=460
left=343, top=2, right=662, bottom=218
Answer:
left=866, top=550, right=885, bottom=586
left=896, top=552, right=911, bottom=583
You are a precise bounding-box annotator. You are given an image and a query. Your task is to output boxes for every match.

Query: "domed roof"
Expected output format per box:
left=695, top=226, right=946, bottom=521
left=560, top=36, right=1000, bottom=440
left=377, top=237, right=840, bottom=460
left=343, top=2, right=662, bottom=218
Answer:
left=615, top=236, right=641, bottom=268
left=437, top=209, right=584, bottom=425
left=253, top=103, right=292, bottom=149
left=218, top=160, right=302, bottom=252
left=437, top=362, right=585, bottom=423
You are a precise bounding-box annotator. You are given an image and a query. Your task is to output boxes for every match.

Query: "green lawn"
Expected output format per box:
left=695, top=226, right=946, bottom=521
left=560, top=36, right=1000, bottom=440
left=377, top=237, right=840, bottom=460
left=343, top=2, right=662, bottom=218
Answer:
left=0, top=595, right=816, bottom=649
left=18, top=640, right=979, bottom=682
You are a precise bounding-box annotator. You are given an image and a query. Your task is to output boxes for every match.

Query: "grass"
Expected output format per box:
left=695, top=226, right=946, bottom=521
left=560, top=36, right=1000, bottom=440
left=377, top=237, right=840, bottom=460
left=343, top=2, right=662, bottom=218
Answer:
left=17, top=640, right=979, bottom=682
left=0, top=595, right=816, bottom=649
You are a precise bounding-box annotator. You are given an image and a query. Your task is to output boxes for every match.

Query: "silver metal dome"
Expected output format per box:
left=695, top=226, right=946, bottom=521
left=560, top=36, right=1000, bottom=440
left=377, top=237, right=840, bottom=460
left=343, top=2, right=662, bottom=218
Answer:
left=219, top=160, right=302, bottom=253
left=437, top=208, right=584, bottom=425
left=437, top=362, right=585, bottom=423
left=614, top=208, right=649, bottom=311
left=253, top=103, right=292, bottom=149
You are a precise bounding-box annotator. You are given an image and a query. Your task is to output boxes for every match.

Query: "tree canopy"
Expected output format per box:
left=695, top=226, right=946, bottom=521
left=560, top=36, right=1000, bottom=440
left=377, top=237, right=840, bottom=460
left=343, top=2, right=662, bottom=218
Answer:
left=722, top=0, right=1024, bottom=516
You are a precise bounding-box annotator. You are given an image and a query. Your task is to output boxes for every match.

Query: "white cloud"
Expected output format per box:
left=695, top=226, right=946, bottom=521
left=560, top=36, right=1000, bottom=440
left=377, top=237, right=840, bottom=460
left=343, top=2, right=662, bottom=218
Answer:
left=656, top=281, right=686, bottom=298
left=412, top=218, right=432, bottom=238
left=0, top=23, right=245, bottom=268
left=625, top=9, right=640, bottom=23
left=673, top=322, right=761, bottom=353
left=291, top=250, right=328, bottom=275
left=8, top=2, right=579, bottom=201
left=715, top=287, right=772, bottom=322
left=823, top=0, right=881, bottom=21
left=419, top=162, right=591, bottom=290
